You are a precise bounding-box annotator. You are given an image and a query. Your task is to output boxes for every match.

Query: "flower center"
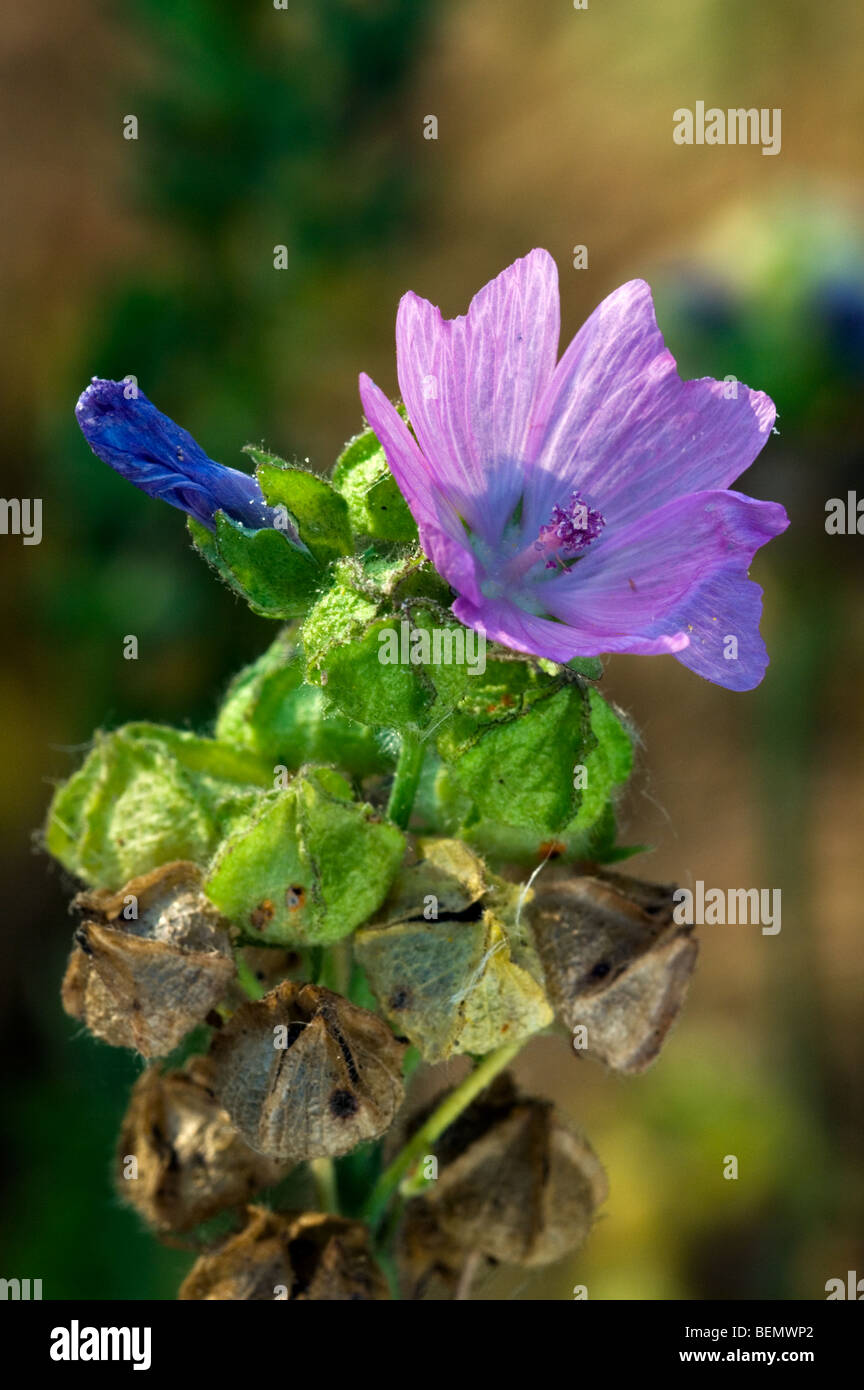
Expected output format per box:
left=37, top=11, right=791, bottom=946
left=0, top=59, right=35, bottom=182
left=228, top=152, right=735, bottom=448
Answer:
left=475, top=489, right=606, bottom=604
left=531, top=491, right=605, bottom=570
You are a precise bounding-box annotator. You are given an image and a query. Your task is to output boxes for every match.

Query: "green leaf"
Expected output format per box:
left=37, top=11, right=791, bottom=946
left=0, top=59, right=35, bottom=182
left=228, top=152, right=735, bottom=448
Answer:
left=435, top=657, right=565, bottom=761
left=442, top=682, right=595, bottom=836
left=302, top=580, right=436, bottom=732
left=247, top=452, right=352, bottom=566
left=567, top=656, right=604, bottom=680
left=45, top=724, right=272, bottom=889
left=187, top=516, right=223, bottom=570
left=188, top=513, right=324, bottom=620
left=419, top=689, right=635, bottom=863
left=210, top=513, right=322, bottom=619
left=214, top=630, right=392, bottom=778
left=331, top=425, right=418, bottom=544
left=567, top=688, right=633, bottom=833
left=45, top=741, right=106, bottom=871
left=300, top=550, right=500, bottom=735
left=426, top=768, right=643, bottom=867
left=204, top=767, right=405, bottom=946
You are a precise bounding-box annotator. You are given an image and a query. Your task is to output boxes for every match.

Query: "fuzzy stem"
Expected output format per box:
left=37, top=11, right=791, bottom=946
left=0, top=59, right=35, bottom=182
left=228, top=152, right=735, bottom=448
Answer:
left=309, top=1157, right=339, bottom=1214
left=318, top=939, right=352, bottom=996
left=362, top=1041, right=522, bottom=1230
left=386, top=733, right=425, bottom=830
left=234, top=953, right=266, bottom=1000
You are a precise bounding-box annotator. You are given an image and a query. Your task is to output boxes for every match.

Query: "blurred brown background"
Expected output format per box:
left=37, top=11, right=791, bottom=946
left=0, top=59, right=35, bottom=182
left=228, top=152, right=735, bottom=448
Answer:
left=1, top=0, right=862, bottom=1298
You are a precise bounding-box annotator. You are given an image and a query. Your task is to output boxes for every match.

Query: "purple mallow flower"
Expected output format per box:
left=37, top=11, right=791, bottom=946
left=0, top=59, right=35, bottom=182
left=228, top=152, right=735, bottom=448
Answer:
left=359, top=249, right=789, bottom=690
left=75, top=378, right=276, bottom=532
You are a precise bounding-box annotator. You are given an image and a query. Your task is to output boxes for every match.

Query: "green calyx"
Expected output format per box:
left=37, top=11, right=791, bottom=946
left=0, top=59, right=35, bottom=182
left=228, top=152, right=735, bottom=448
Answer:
left=214, top=628, right=392, bottom=779
left=300, top=553, right=466, bottom=733
left=45, top=724, right=272, bottom=890
left=188, top=426, right=420, bottom=625
left=331, top=423, right=418, bottom=545
left=188, top=445, right=354, bottom=620
left=423, top=686, right=635, bottom=855
left=204, top=766, right=406, bottom=946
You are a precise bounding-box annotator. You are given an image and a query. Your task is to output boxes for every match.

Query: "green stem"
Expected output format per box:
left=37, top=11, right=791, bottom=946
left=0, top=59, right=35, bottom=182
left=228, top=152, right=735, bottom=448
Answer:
left=375, top=1196, right=406, bottom=1299
left=234, top=953, right=266, bottom=1001
left=386, top=733, right=425, bottom=830
left=309, top=1157, right=339, bottom=1214
left=318, top=939, right=352, bottom=996
left=362, top=1041, right=522, bottom=1230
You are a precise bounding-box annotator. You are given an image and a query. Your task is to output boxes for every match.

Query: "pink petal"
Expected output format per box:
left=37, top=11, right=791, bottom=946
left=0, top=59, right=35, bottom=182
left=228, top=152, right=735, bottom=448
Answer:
left=523, top=279, right=776, bottom=541
left=358, top=373, right=482, bottom=606
left=451, top=595, right=687, bottom=664
left=543, top=489, right=788, bottom=634
left=665, top=564, right=773, bottom=691
left=453, top=489, right=787, bottom=685
left=396, top=249, right=560, bottom=544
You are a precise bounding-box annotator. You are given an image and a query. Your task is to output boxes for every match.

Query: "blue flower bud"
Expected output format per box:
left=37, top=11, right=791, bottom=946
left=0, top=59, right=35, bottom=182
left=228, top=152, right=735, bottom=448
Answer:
left=75, top=378, right=277, bottom=532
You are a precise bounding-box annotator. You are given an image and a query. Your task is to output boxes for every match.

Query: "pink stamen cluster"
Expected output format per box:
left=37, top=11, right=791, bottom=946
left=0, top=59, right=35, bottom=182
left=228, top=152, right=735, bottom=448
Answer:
left=534, top=491, right=605, bottom=569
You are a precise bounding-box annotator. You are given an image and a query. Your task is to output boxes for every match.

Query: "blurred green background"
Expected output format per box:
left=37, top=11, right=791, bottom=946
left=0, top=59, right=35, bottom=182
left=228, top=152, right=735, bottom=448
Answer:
left=1, top=0, right=862, bottom=1299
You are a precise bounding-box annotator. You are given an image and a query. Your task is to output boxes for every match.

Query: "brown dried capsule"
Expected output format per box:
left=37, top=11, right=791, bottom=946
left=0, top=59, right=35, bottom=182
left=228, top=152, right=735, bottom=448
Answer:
left=61, top=861, right=235, bottom=1057
left=115, top=1057, right=285, bottom=1233
left=400, top=1074, right=607, bottom=1276
left=208, top=981, right=405, bottom=1162
left=397, top=1197, right=471, bottom=1301
left=178, top=1206, right=389, bottom=1301
left=530, top=869, right=698, bottom=1073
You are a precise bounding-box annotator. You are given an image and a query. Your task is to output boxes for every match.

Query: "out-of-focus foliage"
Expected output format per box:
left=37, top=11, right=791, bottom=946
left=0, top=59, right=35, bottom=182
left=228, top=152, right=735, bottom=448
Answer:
left=2, top=0, right=863, bottom=1299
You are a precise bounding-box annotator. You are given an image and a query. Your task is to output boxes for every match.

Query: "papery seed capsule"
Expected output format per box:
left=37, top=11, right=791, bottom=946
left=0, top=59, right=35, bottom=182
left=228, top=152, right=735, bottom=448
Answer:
left=178, top=1206, right=389, bottom=1301
left=61, top=861, right=235, bottom=1057
left=529, top=869, right=697, bottom=1073
left=208, top=981, right=405, bottom=1161
left=399, top=1074, right=607, bottom=1278
left=356, top=837, right=552, bottom=1062
left=116, top=1056, right=285, bottom=1232
left=397, top=1197, right=467, bottom=1301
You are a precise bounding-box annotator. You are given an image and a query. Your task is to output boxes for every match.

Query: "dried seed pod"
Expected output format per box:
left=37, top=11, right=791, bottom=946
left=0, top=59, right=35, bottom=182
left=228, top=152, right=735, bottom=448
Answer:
left=72, top=859, right=234, bottom=951
left=208, top=981, right=405, bottom=1161
left=530, top=870, right=698, bottom=1073
left=356, top=838, right=552, bottom=1062
left=376, top=837, right=488, bottom=925
left=61, top=861, right=236, bottom=1057
left=116, top=1057, right=285, bottom=1232
left=397, top=1197, right=468, bottom=1301
left=400, top=1075, right=607, bottom=1274
left=178, top=1206, right=388, bottom=1300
